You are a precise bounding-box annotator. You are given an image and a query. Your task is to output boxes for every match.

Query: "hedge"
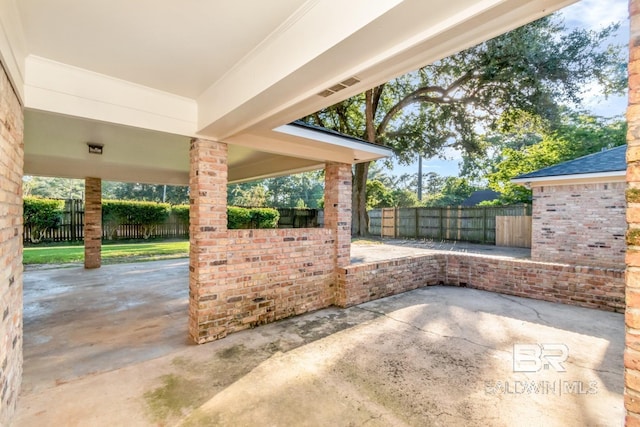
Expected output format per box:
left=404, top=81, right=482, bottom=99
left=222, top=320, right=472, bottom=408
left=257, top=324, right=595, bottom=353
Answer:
left=103, top=199, right=171, bottom=239
left=23, top=200, right=280, bottom=242
left=227, top=206, right=279, bottom=229
left=171, top=204, right=190, bottom=224
left=23, top=197, right=65, bottom=243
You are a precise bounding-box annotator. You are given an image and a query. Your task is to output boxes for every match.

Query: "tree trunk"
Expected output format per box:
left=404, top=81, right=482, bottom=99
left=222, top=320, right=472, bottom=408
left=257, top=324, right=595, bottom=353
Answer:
left=352, top=162, right=370, bottom=236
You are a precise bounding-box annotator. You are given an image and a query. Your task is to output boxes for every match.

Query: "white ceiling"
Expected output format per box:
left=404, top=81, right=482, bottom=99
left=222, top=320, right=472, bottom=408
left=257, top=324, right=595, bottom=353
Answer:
left=18, top=0, right=306, bottom=99
left=5, top=0, right=577, bottom=184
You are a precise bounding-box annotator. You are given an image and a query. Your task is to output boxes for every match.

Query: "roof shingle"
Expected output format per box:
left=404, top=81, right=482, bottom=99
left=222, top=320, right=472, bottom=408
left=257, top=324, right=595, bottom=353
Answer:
left=514, top=145, right=626, bottom=180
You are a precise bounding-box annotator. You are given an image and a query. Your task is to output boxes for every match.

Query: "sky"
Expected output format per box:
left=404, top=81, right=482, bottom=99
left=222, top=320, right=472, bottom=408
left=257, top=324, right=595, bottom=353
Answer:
left=390, top=0, right=629, bottom=178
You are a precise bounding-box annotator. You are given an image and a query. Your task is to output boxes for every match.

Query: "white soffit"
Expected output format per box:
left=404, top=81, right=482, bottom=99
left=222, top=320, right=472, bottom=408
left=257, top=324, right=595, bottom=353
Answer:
left=511, top=171, right=627, bottom=187
left=11, top=0, right=577, bottom=140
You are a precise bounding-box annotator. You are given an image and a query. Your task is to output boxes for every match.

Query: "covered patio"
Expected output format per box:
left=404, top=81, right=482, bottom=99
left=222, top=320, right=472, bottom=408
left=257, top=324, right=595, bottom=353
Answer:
left=2, top=0, right=639, bottom=425
left=15, top=255, right=623, bottom=426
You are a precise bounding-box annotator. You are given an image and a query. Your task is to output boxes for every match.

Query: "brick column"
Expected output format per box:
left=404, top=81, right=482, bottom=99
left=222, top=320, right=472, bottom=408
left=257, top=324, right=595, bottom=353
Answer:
left=84, top=177, right=102, bottom=269
left=628, top=1, right=640, bottom=425
left=188, top=138, right=228, bottom=344
left=0, top=61, right=24, bottom=426
left=325, top=162, right=352, bottom=268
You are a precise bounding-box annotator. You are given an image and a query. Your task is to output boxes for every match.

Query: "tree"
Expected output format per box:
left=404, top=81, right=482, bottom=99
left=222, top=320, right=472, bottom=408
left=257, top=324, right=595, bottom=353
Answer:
left=228, top=171, right=325, bottom=208
left=23, top=176, right=85, bottom=199
left=423, top=177, right=479, bottom=207
left=102, top=182, right=189, bottom=205
left=304, top=14, right=625, bottom=236
left=480, top=112, right=626, bottom=204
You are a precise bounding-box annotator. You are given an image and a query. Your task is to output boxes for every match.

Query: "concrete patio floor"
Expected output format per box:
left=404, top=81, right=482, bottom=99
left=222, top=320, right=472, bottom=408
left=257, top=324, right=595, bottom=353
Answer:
left=15, top=255, right=623, bottom=426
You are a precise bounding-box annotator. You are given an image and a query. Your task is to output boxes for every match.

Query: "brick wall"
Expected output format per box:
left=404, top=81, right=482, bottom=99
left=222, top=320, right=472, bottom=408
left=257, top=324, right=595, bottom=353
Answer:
left=222, top=228, right=334, bottom=331
left=189, top=140, right=341, bottom=343
left=336, top=256, right=444, bottom=307
left=531, top=182, right=626, bottom=269
left=627, top=1, right=640, bottom=424
left=0, top=62, right=24, bottom=425
left=338, top=254, right=624, bottom=313
left=84, top=178, right=102, bottom=269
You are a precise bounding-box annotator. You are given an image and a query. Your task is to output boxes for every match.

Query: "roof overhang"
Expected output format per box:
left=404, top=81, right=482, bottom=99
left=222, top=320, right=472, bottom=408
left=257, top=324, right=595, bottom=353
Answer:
left=512, top=171, right=626, bottom=188
left=4, top=0, right=577, bottom=184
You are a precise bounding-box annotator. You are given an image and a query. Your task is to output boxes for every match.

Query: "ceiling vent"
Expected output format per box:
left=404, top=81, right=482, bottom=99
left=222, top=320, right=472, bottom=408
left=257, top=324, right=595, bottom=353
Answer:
left=317, top=76, right=361, bottom=97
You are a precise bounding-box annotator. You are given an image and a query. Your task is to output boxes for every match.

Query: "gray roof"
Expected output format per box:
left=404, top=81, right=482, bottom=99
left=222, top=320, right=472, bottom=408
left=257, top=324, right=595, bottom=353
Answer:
left=461, top=189, right=500, bottom=206
left=513, top=145, right=626, bottom=180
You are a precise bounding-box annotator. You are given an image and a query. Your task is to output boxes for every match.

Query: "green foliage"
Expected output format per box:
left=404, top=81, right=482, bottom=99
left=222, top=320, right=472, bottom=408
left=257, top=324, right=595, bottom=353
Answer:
left=171, top=204, right=190, bottom=224
left=423, top=177, right=479, bottom=207
left=22, top=177, right=190, bottom=205
left=228, top=171, right=325, bottom=209
left=23, top=177, right=84, bottom=199
left=366, top=179, right=394, bottom=209
left=227, top=206, right=253, bottom=229
left=23, top=241, right=189, bottom=265
left=365, top=179, right=420, bottom=208
left=23, top=197, right=65, bottom=243
left=228, top=183, right=269, bottom=207
left=227, top=207, right=279, bottom=229
left=250, top=208, right=280, bottom=229
left=102, top=200, right=171, bottom=239
left=102, top=200, right=171, bottom=225
left=102, top=182, right=189, bottom=205
left=477, top=112, right=627, bottom=204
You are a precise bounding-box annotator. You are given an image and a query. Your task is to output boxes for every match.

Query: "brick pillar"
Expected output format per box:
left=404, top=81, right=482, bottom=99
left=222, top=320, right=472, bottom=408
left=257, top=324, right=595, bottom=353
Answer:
left=84, top=177, right=102, bottom=269
left=628, top=1, right=640, bottom=425
left=188, top=138, right=228, bottom=344
left=0, top=62, right=24, bottom=425
left=325, top=162, right=352, bottom=268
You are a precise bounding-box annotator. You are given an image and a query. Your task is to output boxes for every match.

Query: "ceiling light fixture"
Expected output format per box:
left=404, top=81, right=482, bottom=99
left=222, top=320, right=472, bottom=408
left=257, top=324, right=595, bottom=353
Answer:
left=87, top=142, right=104, bottom=155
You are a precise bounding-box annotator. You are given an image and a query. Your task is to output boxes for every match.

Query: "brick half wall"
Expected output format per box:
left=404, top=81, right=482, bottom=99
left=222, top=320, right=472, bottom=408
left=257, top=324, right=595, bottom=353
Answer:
left=338, top=254, right=624, bottom=313
left=531, top=182, right=626, bottom=269
left=192, top=228, right=335, bottom=342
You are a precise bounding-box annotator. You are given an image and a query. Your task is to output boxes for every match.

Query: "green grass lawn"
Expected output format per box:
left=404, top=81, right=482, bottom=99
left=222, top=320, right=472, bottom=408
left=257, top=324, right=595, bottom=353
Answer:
left=23, top=240, right=190, bottom=265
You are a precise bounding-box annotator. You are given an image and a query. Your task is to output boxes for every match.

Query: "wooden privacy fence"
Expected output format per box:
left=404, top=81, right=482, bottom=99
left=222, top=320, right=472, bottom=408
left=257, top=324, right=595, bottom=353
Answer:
left=495, top=215, right=532, bottom=248
left=369, top=204, right=532, bottom=247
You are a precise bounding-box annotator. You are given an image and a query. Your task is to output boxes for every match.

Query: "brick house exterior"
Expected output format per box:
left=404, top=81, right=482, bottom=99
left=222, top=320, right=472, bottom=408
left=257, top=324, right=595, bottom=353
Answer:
left=0, top=61, right=24, bottom=426
left=513, top=146, right=627, bottom=269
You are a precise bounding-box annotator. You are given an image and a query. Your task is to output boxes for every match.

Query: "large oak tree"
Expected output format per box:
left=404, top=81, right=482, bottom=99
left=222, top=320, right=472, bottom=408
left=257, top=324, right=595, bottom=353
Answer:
left=304, top=15, right=625, bottom=236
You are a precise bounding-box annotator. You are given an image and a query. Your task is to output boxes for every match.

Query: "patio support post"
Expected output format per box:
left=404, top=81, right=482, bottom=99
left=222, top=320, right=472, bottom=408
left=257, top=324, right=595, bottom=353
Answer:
left=188, top=138, right=228, bottom=344
left=84, top=177, right=102, bottom=269
left=325, top=162, right=352, bottom=268
left=627, top=1, right=640, bottom=424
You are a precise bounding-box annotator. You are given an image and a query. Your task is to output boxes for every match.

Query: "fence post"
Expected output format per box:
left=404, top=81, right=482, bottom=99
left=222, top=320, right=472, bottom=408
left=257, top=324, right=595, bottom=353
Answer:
left=394, top=207, right=399, bottom=238
left=414, top=207, right=419, bottom=239
left=482, top=206, right=487, bottom=244
left=439, top=208, right=444, bottom=240
left=69, top=199, right=76, bottom=241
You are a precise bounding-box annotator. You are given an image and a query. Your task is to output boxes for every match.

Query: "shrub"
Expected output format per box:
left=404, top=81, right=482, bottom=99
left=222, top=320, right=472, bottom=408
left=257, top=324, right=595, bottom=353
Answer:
left=171, top=204, right=190, bottom=224
left=251, top=208, right=279, bottom=228
left=227, top=206, right=253, bottom=229
left=23, top=197, right=65, bottom=243
left=102, top=200, right=170, bottom=239
left=227, top=206, right=279, bottom=229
